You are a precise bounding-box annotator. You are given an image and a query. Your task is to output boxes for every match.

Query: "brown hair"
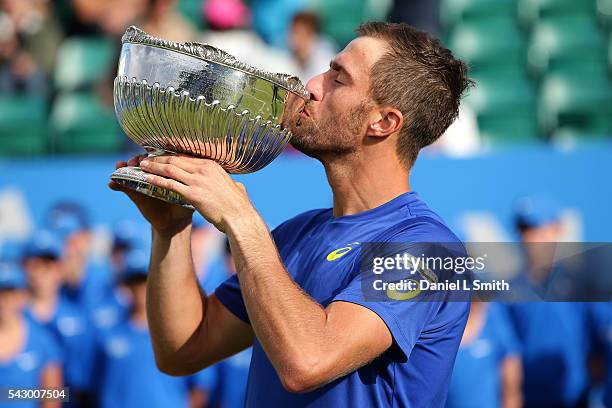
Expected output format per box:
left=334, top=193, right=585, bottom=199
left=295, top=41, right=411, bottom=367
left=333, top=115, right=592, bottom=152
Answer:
left=291, top=11, right=320, bottom=33
left=357, top=22, right=473, bottom=167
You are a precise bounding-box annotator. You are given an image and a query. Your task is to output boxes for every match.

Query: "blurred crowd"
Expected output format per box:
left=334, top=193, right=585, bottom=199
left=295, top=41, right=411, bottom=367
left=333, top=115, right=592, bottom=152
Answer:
left=0, top=195, right=610, bottom=408
left=0, top=202, right=243, bottom=408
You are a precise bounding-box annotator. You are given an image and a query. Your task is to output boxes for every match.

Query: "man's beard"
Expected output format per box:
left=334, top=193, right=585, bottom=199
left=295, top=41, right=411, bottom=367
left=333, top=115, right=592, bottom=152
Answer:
left=288, top=101, right=371, bottom=159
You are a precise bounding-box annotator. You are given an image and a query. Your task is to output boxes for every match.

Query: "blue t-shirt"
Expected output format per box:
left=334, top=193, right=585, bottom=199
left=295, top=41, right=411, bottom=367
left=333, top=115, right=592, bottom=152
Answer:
left=88, top=288, right=130, bottom=332
left=0, top=316, right=62, bottom=408
left=93, top=319, right=194, bottom=408
left=25, top=297, right=96, bottom=392
left=446, top=303, right=520, bottom=408
left=215, top=192, right=470, bottom=407
left=60, top=258, right=113, bottom=311
left=505, top=302, right=591, bottom=406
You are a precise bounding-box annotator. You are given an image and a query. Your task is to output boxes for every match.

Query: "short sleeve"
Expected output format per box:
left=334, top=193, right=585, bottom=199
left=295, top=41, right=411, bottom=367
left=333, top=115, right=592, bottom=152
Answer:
left=214, top=274, right=249, bottom=324
left=213, top=218, right=303, bottom=325
left=333, top=277, right=442, bottom=357
left=333, top=239, right=470, bottom=358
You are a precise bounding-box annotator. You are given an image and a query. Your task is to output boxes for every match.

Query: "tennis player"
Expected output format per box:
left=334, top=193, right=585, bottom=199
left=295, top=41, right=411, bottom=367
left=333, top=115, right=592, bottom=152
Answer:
left=111, top=22, right=472, bottom=407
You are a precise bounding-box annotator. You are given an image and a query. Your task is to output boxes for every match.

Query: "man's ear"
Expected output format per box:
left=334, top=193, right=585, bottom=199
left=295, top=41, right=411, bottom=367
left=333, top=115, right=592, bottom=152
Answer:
left=367, top=107, right=403, bottom=138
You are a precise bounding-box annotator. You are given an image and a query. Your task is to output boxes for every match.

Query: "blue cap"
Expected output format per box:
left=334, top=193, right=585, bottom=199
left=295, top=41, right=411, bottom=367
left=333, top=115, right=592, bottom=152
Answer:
left=0, top=263, right=26, bottom=290
left=22, top=230, right=62, bottom=260
left=122, top=247, right=149, bottom=280
left=514, top=195, right=561, bottom=229
left=45, top=202, right=90, bottom=240
left=112, top=219, right=140, bottom=250
left=1, top=239, right=24, bottom=263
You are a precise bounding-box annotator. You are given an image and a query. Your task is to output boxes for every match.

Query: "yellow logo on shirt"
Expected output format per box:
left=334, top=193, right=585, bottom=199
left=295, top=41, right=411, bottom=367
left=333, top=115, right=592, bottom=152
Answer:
left=326, top=242, right=361, bottom=261
left=386, top=279, right=421, bottom=301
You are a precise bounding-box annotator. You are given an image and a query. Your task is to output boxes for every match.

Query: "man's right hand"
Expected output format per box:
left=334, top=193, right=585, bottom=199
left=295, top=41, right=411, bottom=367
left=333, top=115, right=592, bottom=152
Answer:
left=109, top=154, right=194, bottom=235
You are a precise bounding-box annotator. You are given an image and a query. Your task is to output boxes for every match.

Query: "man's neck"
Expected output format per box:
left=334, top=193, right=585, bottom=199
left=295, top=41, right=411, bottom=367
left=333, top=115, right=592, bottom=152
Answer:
left=323, top=152, right=410, bottom=217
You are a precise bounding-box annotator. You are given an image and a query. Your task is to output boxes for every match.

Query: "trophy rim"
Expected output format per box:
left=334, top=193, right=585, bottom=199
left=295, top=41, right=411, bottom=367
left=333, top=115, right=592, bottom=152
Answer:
left=121, top=26, right=310, bottom=100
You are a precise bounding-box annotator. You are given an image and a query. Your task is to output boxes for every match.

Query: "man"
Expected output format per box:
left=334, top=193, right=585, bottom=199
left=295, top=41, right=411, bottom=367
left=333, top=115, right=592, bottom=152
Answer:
left=289, top=11, right=337, bottom=82
left=21, top=230, right=97, bottom=407
left=44, top=202, right=112, bottom=309
left=446, top=299, right=523, bottom=408
left=111, top=22, right=472, bottom=406
left=0, top=263, right=62, bottom=408
left=92, top=247, right=209, bottom=408
left=506, top=196, right=592, bottom=408
left=199, top=238, right=252, bottom=408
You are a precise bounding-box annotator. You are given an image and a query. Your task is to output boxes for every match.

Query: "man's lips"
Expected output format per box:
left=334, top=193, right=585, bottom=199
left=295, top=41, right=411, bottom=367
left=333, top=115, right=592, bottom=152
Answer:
left=299, top=106, right=310, bottom=118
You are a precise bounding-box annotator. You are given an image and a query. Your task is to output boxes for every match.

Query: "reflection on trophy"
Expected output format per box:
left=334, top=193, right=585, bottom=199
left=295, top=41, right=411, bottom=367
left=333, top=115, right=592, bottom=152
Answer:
left=110, top=26, right=309, bottom=208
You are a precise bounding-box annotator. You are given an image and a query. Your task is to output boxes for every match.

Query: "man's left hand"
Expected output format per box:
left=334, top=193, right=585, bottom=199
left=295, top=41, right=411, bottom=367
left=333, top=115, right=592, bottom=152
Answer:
left=140, top=155, right=255, bottom=232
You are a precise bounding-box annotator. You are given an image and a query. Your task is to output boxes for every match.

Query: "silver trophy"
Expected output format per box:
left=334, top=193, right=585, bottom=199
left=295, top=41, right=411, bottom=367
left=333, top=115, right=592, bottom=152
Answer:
left=110, top=26, right=309, bottom=207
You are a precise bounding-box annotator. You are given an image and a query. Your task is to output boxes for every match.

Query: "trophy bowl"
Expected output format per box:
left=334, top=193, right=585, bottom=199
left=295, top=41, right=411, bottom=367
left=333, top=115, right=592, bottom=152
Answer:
left=110, top=26, right=309, bottom=208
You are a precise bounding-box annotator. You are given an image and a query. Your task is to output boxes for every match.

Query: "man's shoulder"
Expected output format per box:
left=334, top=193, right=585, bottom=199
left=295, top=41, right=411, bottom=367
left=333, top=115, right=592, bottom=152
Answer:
left=272, top=208, right=330, bottom=237
left=382, top=213, right=463, bottom=246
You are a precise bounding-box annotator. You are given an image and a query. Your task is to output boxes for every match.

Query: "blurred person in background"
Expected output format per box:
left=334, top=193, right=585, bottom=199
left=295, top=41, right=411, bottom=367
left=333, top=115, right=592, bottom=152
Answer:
left=87, top=219, right=145, bottom=331
left=65, top=0, right=147, bottom=37
left=249, top=0, right=308, bottom=49
left=1, top=0, right=62, bottom=72
left=62, top=0, right=109, bottom=36
left=44, top=202, right=111, bottom=310
left=92, top=247, right=209, bottom=408
left=505, top=196, right=593, bottom=408
left=427, top=105, right=480, bottom=157
left=198, top=238, right=252, bottom=408
left=21, top=230, right=96, bottom=407
left=200, top=0, right=298, bottom=75
left=288, top=11, right=336, bottom=83
left=446, top=299, right=522, bottom=408
left=0, top=0, right=62, bottom=96
left=138, top=0, right=197, bottom=43
left=191, top=214, right=225, bottom=290
left=0, top=263, right=62, bottom=408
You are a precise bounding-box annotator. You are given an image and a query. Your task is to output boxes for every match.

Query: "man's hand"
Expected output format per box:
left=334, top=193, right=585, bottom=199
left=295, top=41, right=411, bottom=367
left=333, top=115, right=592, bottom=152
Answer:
left=109, top=154, right=194, bottom=235
left=138, top=155, right=256, bottom=232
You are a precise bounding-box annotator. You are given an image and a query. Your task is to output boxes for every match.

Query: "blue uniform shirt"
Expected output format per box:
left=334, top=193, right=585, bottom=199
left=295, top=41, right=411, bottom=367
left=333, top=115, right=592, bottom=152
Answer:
left=0, top=316, right=61, bottom=408
left=93, top=319, right=194, bottom=408
left=506, top=302, right=591, bottom=406
left=446, top=303, right=520, bottom=408
left=25, top=298, right=96, bottom=392
left=215, top=192, right=470, bottom=407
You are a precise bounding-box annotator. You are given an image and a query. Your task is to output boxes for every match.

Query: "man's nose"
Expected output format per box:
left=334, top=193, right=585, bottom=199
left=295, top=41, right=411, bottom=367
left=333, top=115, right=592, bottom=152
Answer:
left=305, top=73, right=324, bottom=102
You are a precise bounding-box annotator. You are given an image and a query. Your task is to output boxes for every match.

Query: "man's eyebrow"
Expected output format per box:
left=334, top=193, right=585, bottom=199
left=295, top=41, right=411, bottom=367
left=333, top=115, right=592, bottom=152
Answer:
left=329, top=59, right=353, bottom=81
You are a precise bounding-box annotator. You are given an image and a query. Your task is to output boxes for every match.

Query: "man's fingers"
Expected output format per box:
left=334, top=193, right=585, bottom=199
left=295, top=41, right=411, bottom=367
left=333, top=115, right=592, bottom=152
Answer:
left=115, top=161, right=128, bottom=170
left=140, top=160, right=195, bottom=185
left=143, top=154, right=218, bottom=173
left=127, top=154, right=147, bottom=167
left=146, top=174, right=192, bottom=199
left=108, top=181, right=123, bottom=191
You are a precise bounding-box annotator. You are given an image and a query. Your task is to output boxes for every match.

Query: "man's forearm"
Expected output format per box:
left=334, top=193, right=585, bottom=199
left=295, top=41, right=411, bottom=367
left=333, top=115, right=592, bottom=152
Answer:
left=225, top=213, right=331, bottom=388
left=147, top=223, right=206, bottom=368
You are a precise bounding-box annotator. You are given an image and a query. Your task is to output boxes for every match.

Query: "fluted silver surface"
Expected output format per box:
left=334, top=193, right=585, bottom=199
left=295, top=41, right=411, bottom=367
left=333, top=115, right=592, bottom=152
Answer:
left=110, top=27, right=308, bottom=207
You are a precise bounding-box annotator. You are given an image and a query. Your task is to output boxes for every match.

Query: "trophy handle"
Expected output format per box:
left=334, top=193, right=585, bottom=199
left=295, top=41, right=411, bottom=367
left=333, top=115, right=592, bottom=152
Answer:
left=110, top=147, right=194, bottom=209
